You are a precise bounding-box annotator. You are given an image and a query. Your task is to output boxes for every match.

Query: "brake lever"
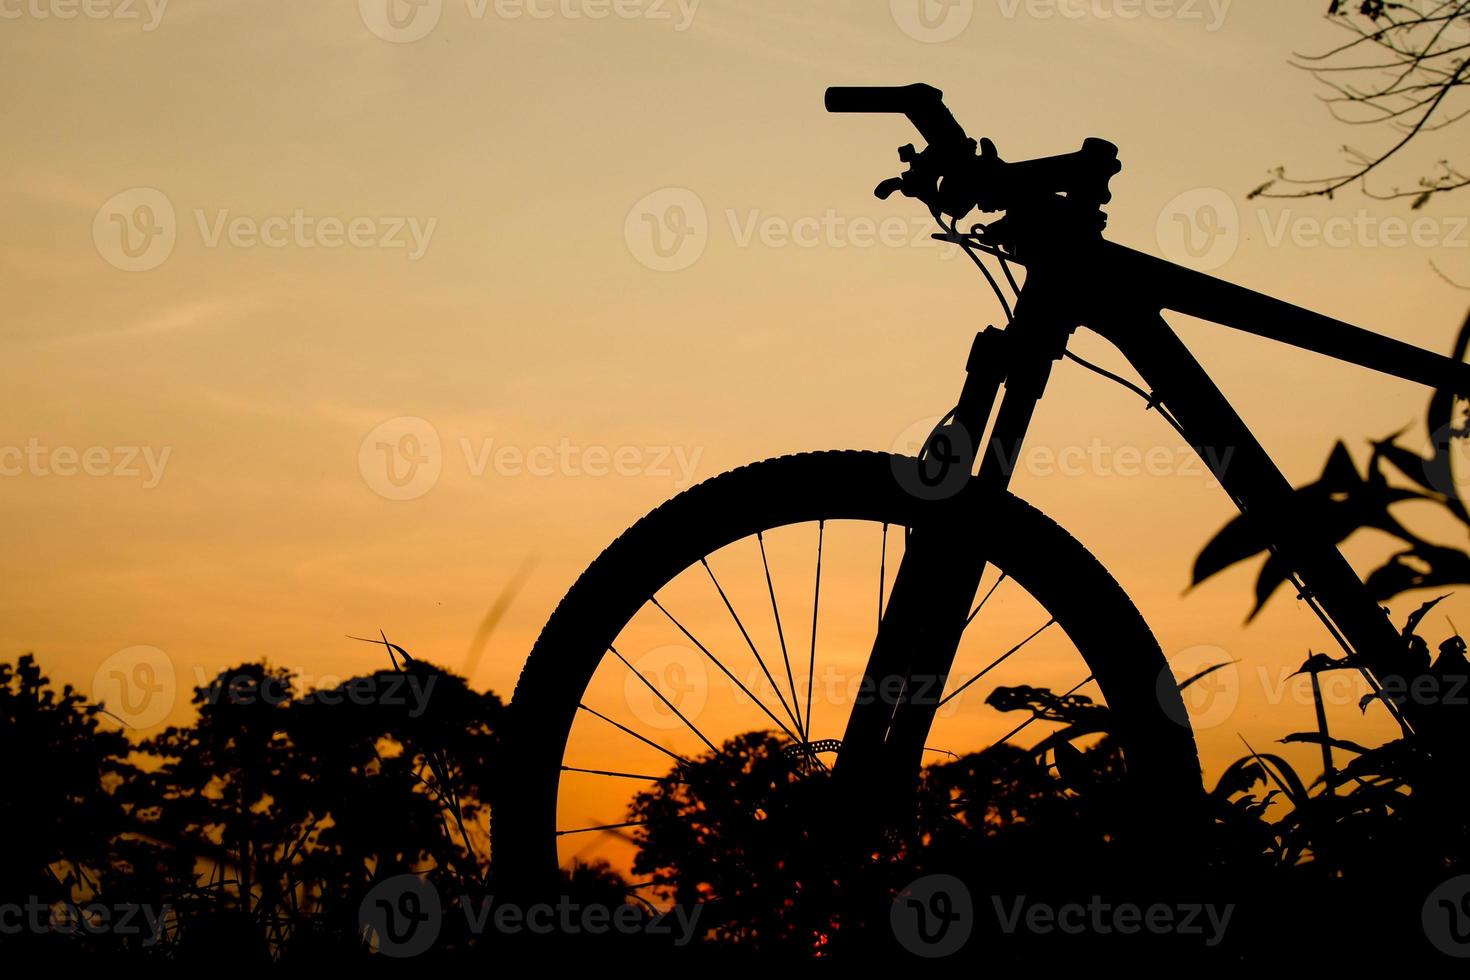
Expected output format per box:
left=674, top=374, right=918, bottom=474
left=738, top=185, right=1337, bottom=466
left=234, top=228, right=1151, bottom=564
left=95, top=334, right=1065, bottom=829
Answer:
left=872, top=140, right=977, bottom=219
left=874, top=176, right=906, bottom=201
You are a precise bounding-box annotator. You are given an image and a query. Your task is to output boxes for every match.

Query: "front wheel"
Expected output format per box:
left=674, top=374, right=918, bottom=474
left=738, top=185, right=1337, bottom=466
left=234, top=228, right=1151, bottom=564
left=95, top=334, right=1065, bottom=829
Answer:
left=496, top=450, right=1203, bottom=926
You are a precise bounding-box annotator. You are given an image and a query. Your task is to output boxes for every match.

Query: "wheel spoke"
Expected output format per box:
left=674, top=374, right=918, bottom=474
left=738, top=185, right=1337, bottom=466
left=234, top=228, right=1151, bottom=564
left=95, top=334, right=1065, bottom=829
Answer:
left=577, top=703, right=690, bottom=767
left=938, top=617, right=1056, bottom=709
left=700, top=557, right=804, bottom=738
left=758, top=531, right=806, bottom=741
left=805, top=520, right=824, bottom=740
left=611, top=644, right=719, bottom=754
left=964, top=571, right=1009, bottom=629
left=878, top=522, right=889, bottom=629
left=561, top=765, right=684, bottom=783
left=557, top=820, right=646, bottom=837
left=650, top=596, right=802, bottom=744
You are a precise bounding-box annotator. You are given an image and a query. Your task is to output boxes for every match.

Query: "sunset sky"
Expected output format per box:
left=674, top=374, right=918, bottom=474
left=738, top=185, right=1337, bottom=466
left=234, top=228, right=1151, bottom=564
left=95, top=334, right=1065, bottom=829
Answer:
left=4, top=1, right=1469, bottom=868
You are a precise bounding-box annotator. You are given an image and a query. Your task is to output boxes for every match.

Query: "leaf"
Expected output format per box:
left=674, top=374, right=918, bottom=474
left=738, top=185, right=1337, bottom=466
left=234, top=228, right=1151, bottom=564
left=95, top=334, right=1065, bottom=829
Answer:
left=1371, top=437, right=1438, bottom=496
left=1404, top=594, right=1450, bottom=637
left=1364, top=557, right=1429, bottom=602
left=1319, top=441, right=1362, bottom=489
left=1243, top=790, right=1282, bottom=818
left=985, top=685, right=1105, bottom=727
left=1433, top=634, right=1469, bottom=673
left=1238, top=738, right=1310, bottom=809
left=1419, top=309, right=1470, bottom=521
left=1336, top=738, right=1419, bottom=784
left=1248, top=551, right=1296, bottom=621
left=1294, top=652, right=1356, bottom=675
left=1191, top=513, right=1268, bottom=586
left=1210, top=757, right=1265, bottom=799
left=1194, top=441, right=1425, bottom=613
left=1279, top=732, right=1372, bottom=755
left=1177, top=660, right=1238, bottom=692
left=1365, top=546, right=1470, bottom=602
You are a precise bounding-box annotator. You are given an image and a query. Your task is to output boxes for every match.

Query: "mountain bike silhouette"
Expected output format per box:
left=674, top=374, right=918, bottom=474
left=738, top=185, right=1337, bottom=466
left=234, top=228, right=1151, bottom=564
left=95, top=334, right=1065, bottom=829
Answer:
left=495, top=84, right=1470, bottom=898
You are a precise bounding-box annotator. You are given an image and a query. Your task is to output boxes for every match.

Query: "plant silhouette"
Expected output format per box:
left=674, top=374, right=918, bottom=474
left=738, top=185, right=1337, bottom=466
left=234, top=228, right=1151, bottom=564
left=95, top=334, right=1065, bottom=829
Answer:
left=1195, top=313, right=1470, bottom=612
left=0, top=649, right=506, bottom=964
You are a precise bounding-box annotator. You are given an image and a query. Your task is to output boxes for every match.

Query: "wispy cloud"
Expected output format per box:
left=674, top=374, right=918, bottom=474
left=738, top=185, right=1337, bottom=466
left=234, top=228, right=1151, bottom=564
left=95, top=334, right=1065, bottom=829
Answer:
left=686, top=2, right=896, bottom=74
left=33, top=297, right=246, bottom=348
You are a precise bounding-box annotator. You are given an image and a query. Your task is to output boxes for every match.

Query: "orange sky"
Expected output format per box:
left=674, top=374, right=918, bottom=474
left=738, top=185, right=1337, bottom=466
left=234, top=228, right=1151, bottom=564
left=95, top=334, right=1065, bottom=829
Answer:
left=3, top=1, right=1470, bottom=870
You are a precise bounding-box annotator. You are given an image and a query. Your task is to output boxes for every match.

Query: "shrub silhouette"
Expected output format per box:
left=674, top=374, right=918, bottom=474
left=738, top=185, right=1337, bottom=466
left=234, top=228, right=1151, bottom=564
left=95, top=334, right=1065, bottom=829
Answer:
left=0, top=649, right=503, bottom=964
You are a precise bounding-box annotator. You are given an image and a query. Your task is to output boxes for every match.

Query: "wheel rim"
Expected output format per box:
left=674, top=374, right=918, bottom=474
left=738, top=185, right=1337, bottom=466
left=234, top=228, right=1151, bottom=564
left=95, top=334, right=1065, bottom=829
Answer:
left=498, top=452, right=1202, bottom=913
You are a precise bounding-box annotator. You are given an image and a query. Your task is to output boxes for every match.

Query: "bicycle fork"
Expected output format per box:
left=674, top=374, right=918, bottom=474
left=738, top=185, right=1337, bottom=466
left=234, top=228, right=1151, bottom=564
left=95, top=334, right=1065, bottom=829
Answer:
left=835, top=284, right=1077, bottom=808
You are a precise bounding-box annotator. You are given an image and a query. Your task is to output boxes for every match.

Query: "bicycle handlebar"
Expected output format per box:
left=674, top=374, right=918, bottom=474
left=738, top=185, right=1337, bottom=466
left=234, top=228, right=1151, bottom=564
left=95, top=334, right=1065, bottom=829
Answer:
left=825, top=82, right=1121, bottom=246
left=824, top=84, right=970, bottom=147
left=825, top=84, right=1470, bottom=397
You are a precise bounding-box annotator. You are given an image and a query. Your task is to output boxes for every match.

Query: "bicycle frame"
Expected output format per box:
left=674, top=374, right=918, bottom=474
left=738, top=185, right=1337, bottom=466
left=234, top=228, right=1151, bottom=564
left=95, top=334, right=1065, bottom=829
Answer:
left=838, top=233, right=1470, bottom=802
left=1096, top=243, right=1467, bottom=698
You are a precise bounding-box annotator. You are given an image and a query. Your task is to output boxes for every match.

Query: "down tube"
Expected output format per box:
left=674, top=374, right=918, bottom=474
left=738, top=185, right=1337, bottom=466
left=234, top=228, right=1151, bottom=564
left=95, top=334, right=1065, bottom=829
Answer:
left=1100, top=312, right=1406, bottom=687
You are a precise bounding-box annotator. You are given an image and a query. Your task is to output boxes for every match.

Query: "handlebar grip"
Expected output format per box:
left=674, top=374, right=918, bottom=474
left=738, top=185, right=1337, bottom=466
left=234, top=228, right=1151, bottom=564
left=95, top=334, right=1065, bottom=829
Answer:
left=824, top=84, right=938, bottom=113
left=824, top=84, right=969, bottom=146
